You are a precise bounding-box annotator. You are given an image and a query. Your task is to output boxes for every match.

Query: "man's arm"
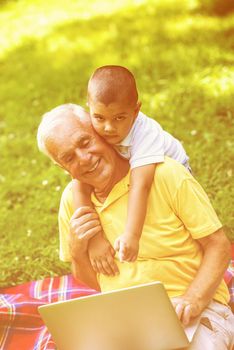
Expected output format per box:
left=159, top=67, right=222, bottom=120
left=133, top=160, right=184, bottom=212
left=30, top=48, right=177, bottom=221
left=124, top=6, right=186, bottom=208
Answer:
left=172, top=227, right=231, bottom=325
left=69, top=206, right=101, bottom=291
left=72, top=179, right=118, bottom=276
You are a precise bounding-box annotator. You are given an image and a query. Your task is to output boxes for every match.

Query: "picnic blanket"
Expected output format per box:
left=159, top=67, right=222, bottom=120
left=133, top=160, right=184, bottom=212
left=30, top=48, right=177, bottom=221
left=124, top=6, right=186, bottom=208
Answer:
left=0, top=250, right=233, bottom=350
left=0, top=275, right=98, bottom=350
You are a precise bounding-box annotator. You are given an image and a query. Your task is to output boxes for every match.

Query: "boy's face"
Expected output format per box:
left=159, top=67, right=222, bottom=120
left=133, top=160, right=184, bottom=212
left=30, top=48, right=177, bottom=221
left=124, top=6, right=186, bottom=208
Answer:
left=88, top=99, right=141, bottom=145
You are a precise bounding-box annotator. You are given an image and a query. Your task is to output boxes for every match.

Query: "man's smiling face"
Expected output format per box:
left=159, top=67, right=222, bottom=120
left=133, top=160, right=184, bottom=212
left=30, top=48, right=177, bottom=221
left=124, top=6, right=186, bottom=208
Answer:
left=46, top=112, right=117, bottom=189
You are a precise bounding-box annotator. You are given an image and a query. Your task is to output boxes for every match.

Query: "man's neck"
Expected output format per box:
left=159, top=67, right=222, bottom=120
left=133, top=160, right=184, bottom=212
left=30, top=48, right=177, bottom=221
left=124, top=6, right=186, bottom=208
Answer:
left=94, top=157, right=129, bottom=203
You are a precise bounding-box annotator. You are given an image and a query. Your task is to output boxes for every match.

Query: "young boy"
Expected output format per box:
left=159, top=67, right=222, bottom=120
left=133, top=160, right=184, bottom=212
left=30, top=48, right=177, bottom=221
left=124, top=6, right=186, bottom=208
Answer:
left=73, top=65, right=190, bottom=264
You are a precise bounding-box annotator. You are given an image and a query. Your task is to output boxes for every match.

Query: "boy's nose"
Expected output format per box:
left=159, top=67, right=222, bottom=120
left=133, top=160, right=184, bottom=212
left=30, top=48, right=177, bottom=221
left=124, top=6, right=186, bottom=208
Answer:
left=104, top=123, right=116, bottom=133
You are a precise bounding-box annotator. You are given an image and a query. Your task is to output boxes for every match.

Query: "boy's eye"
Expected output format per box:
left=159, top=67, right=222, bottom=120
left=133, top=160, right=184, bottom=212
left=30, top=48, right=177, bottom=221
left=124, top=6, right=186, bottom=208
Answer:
left=94, top=116, right=104, bottom=121
left=115, top=116, right=125, bottom=121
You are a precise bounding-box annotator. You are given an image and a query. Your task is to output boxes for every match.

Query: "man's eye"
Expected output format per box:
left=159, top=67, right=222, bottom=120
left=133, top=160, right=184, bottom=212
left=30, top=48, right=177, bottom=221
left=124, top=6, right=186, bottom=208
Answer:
left=81, top=139, right=90, bottom=147
left=116, top=116, right=125, bottom=121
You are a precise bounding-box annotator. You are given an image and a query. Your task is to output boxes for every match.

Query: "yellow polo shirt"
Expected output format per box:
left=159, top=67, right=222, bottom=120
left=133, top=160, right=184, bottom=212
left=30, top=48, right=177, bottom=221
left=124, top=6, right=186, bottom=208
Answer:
left=59, top=157, right=229, bottom=305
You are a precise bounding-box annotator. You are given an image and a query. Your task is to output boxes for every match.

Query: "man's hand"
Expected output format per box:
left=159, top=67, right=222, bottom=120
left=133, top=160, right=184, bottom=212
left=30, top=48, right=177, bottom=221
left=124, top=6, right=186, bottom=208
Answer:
left=114, top=233, right=139, bottom=262
left=88, top=234, right=119, bottom=276
left=171, top=295, right=204, bottom=326
left=69, top=206, right=102, bottom=258
left=171, top=228, right=231, bottom=326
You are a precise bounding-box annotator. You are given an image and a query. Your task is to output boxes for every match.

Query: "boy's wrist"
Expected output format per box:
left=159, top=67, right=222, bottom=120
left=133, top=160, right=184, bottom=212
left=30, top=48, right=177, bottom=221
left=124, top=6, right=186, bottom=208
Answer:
left=124, top=229, right=141, bottom=239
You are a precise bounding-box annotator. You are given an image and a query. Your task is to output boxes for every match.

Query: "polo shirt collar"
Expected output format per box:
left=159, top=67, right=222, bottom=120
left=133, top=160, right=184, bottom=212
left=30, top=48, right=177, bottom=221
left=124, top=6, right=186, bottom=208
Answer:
left=91, top=172, right=130, bottom=211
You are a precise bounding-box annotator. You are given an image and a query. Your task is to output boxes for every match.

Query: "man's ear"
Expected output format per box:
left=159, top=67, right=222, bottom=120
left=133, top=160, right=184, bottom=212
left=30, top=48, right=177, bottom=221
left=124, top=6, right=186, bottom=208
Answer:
left=134, top=101, right=142, bottom=117
left=54, top=161, right=64, bottom=170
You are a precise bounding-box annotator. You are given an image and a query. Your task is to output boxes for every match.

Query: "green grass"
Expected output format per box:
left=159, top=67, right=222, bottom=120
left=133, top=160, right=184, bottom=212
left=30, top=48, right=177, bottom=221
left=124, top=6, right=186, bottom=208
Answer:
left=0, top=0, right=233, bottom=288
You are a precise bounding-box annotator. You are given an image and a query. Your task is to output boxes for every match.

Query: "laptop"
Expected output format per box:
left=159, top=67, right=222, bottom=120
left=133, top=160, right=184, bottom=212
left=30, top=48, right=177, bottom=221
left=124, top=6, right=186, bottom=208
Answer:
left=38, top=281, right=191, bottom=350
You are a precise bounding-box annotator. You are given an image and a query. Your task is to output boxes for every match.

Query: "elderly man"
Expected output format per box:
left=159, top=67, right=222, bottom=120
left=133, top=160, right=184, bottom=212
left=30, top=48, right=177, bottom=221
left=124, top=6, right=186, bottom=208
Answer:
left=37, top=104, right=234, bottom=349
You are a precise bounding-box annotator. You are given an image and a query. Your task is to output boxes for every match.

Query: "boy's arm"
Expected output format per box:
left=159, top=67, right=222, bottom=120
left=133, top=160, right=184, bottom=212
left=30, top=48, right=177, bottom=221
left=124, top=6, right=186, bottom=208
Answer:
left=127, top=164, right=157, bottom=236
left=72, top=179, right=93, bottom=207
left=72, top=179, right=119, bottom=276
left=115, top=164, right=157, bottom=261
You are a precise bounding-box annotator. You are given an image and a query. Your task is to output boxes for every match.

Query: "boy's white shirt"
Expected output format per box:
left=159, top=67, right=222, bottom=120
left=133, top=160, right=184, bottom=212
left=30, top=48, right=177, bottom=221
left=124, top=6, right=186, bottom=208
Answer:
left=114, top=111, right=189, bottom=169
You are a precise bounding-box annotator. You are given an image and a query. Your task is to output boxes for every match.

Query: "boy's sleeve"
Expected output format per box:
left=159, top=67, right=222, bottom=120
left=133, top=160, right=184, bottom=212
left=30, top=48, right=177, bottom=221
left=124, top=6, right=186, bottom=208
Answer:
left=58, top=182, right=74, bottom=262
left=173, top=177, right=222, bottom=239
left=130, top=116, right=165, bottom=169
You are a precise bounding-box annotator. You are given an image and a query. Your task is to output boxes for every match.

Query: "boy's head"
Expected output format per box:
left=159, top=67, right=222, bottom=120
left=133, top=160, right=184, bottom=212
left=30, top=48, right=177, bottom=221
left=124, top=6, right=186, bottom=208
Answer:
left=87, top=65, right=141, bottom=144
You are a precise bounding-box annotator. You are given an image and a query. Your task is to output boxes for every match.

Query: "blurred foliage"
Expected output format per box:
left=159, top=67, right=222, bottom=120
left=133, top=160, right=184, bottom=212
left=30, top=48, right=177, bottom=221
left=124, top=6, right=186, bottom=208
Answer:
left=199, top=0, right=234, bottom=16
left=0, top=0, right=234, bottom=287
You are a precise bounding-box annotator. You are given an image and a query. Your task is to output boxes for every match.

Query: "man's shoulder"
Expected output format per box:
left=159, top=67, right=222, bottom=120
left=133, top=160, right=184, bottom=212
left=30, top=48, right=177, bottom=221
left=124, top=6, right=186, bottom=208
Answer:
left=60, top=181, right=73, bottom=210
left=155, top=157, right=191, bottom=185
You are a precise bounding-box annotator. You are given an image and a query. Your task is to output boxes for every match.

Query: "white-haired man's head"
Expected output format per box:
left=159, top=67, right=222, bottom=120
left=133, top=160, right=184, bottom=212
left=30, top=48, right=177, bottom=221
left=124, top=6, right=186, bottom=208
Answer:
left=37, top=103, right=91, bottom=163
left=37, top=103, right=129, bottom=189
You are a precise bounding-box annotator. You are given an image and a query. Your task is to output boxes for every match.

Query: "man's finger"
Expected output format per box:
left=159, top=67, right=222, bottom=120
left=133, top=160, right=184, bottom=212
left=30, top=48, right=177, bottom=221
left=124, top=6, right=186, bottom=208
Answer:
left=70, top=213, right=99, bottom=228
left=71, top=219, right=100, bottom=237
left=79, top=225, right=102, bottom=241
left=175, top=303, right=184, bottom=321
left=70, top=206, right=96, bottom=221
left=79, top=219, right=100, bottom=235
left=182, top=304, right=192, bottom=326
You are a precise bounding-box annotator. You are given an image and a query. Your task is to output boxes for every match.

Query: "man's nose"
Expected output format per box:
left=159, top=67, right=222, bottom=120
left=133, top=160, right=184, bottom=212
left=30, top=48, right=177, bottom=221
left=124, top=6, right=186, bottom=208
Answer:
left=104, top=122, right=116, bottom=133
left=74, top=149, right=91, bottom=166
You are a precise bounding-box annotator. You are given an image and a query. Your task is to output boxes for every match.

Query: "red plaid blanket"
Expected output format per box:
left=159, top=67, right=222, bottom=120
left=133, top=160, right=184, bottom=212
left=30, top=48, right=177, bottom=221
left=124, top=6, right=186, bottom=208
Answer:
left=1, top=253, right=233, bottom=350
left=0, top=275, right=98, bottom=350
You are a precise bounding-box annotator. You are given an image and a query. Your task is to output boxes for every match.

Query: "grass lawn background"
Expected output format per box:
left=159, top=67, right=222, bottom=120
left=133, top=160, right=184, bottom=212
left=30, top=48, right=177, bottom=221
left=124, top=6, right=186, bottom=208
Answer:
left=0, top=0, right=233, bottom=287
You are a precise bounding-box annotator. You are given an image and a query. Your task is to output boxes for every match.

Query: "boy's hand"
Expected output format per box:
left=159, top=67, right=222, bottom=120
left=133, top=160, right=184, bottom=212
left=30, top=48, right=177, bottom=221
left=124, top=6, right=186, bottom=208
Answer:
left=88, top=233, right=119, bottom=276
left=114, top=234, right=139, bottom=262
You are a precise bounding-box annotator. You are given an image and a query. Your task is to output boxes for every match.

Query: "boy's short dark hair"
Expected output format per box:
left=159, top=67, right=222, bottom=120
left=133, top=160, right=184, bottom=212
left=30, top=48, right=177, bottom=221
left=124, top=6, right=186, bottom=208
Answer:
left=88, top=65, right=138, bottom=106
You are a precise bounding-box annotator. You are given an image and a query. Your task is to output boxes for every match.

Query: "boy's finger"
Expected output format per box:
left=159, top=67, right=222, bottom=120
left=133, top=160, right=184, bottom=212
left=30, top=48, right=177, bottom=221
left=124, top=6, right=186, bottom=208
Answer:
left=103, top=257, right=119, bottom=276
left=95, top=260, right=106, bottom=275
left=91, top=260, right=98, bottom=273
left=119, top=242, right=127, bottom=262
left=110, top=246, right=116, bottom=256
left=129, top=254, right=137, bottom=262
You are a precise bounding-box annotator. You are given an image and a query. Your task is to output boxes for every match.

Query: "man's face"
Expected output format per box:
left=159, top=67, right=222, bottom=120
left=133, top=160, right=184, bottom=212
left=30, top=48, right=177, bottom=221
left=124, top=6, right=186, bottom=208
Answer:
left=89, top=99, right=139, bottom=145
left=47, top=115, right=116, bottom=187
